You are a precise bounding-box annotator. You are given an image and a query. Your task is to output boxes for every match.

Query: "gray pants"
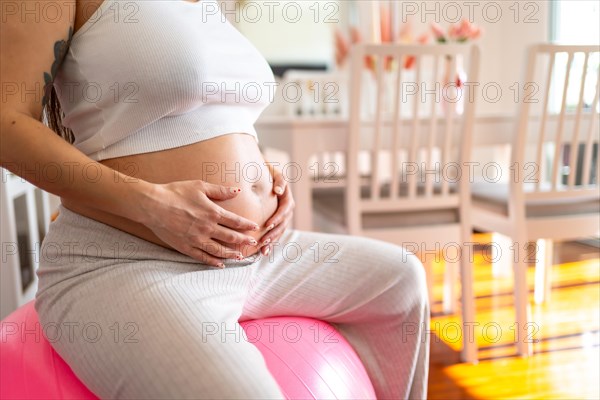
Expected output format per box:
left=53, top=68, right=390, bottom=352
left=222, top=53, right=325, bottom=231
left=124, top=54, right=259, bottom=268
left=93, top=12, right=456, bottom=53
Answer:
left=35, top=204, right=429, bottom=399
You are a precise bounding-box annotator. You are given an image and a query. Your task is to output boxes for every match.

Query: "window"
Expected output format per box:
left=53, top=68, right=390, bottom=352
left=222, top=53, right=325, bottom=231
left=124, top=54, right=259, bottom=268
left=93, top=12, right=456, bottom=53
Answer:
left=551, top=0, right=600, bottom=44
left=549, top=1, right=599, bottom=113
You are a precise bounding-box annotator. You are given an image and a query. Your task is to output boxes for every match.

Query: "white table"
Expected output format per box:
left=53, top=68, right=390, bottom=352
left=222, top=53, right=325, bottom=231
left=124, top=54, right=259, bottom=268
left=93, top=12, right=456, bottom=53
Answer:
left=255, top=113, right=575, bottom=231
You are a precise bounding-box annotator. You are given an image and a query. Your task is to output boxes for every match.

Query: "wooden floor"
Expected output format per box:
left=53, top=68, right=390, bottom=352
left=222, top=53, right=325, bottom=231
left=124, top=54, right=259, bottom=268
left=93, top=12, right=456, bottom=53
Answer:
left=427, top=238, right=600, bottom=400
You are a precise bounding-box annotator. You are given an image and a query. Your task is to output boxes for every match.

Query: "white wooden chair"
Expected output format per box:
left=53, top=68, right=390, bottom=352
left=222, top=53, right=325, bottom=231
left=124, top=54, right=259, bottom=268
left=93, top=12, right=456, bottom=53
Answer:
left=312, top=43, right=481, bottom=363
left=471, top=43, right=600, bottom=357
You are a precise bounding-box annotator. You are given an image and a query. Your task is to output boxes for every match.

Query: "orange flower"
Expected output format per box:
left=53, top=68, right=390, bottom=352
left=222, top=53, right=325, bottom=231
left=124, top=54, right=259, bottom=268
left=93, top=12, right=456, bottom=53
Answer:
left=334, top=28, right=350, bottom=67
left=380, top=3, right=392, bottom=43
left=448, top=19, right=482, bottom=42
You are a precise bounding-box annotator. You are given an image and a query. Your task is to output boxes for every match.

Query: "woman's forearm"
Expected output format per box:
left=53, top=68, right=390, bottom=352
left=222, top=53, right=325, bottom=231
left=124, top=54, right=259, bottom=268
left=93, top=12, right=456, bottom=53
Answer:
left=0, top=108, right=155, bottom=224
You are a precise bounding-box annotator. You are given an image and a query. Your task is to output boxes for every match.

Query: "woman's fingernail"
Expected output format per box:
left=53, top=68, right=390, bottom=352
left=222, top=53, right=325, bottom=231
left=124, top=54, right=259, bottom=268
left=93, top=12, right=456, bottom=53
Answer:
left=262, top=238, right=271, bottom=246
left=216, top=262, right=225, bottom=269
left=248, top=238, right=257, bottom=245
left=236, top=254, right=244, bottom=261
left=264, top=246, right=271, bottom=256
left=266, top=223, right=275, bottom=231
left=229, top=187, right=240, bottom=194
left=274, top=186, right=284, bottom=195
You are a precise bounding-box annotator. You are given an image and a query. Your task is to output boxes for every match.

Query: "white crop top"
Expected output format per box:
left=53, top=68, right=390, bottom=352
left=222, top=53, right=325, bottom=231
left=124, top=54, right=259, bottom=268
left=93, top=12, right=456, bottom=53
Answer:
left=54, top=0, right=276, bottom=161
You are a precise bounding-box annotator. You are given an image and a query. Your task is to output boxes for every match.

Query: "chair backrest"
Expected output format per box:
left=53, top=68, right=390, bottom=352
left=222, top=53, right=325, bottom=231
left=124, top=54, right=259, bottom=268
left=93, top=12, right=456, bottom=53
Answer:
left=345, top=43, right=480, bottom=233
left=511, top=44, right=600, bottom=205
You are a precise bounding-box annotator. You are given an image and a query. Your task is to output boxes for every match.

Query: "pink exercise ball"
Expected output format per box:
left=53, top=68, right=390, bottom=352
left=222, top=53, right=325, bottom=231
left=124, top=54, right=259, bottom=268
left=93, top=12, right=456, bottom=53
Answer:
left=240, top=317, right=376, bottom=399
left=0, top=301, right=376, bottom=399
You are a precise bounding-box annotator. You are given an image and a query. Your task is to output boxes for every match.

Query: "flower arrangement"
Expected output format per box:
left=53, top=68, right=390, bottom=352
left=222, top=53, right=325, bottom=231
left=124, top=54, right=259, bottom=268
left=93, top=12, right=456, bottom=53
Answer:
left=334, top=24, right=428, bottom=73
left=431, top=20, right=482, bottom=43
left=334, top=17, right=482, bottom=74
left=333, top=12, right=483, bottom=116
left=429, top=20, right=482, bottom=90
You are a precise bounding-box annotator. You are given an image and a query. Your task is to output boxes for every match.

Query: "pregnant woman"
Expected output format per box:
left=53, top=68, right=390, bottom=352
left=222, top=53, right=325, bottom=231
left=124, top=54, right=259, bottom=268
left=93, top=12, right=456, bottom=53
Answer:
left=1, top=0, right=429, bottom=398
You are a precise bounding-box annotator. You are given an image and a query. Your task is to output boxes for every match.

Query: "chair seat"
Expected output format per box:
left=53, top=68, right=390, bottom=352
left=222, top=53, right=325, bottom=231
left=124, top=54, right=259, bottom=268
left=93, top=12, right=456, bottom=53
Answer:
left=471, top=182, right=600, bottom=217
left=313, top=186, right=459, bottom=230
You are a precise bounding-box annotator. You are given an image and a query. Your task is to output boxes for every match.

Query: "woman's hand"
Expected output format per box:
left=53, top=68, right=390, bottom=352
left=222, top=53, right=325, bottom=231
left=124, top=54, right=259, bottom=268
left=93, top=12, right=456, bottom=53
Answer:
left=139, top=180, right=260, bottom=268
left=258, top=166, right=295, bottom=256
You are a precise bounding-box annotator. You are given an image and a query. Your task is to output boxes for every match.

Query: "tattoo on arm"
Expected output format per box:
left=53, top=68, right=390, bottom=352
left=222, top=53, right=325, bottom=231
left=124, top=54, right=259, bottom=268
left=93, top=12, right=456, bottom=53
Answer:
left=42, top=26, right=73, bottom=107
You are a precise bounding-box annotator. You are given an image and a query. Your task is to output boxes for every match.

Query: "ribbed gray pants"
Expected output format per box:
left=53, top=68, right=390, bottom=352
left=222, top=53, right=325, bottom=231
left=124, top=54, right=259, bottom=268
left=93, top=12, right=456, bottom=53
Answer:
left=34, top=204, right=429, bottom=400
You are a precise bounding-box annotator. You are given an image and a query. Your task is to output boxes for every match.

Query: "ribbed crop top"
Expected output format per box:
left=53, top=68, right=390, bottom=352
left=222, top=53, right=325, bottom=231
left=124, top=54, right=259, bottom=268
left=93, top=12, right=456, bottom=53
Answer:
left=54, top=0, right=276, bottom=161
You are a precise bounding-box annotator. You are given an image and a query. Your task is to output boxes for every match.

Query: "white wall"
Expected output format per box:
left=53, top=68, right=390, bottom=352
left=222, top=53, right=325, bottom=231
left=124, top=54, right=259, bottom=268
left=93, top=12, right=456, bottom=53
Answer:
left=460, top=0, right=549, bottom=116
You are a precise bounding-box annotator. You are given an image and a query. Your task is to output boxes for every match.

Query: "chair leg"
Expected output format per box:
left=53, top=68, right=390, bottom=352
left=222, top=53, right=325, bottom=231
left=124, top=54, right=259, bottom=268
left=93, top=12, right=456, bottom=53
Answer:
left=512, top=237, right=533, bottom=357
left=459, top=250, right=477, bottom=363
left=534, top=239, right=554, bottom=304
left=458, top=219, right=477, bottom=363
left=491, top=232, right=512, bottom=277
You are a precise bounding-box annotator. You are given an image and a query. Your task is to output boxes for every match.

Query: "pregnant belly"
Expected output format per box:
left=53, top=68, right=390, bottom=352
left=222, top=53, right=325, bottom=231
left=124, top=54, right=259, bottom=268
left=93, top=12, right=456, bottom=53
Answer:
left=61, top=133, right=279, bottom=258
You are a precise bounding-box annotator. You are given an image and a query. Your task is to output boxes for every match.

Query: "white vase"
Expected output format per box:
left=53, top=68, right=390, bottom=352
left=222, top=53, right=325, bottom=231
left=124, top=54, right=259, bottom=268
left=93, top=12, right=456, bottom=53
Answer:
left=442, top=54, right=467, bottom=116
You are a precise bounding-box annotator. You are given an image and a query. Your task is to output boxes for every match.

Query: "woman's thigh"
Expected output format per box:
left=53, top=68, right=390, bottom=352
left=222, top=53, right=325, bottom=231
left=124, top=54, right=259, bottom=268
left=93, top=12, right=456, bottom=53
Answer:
left=241, top=229, right=428, bottom=322
left=34, top=206, right=283, bottom=399
left=36, top=259, right=283, bottom=400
